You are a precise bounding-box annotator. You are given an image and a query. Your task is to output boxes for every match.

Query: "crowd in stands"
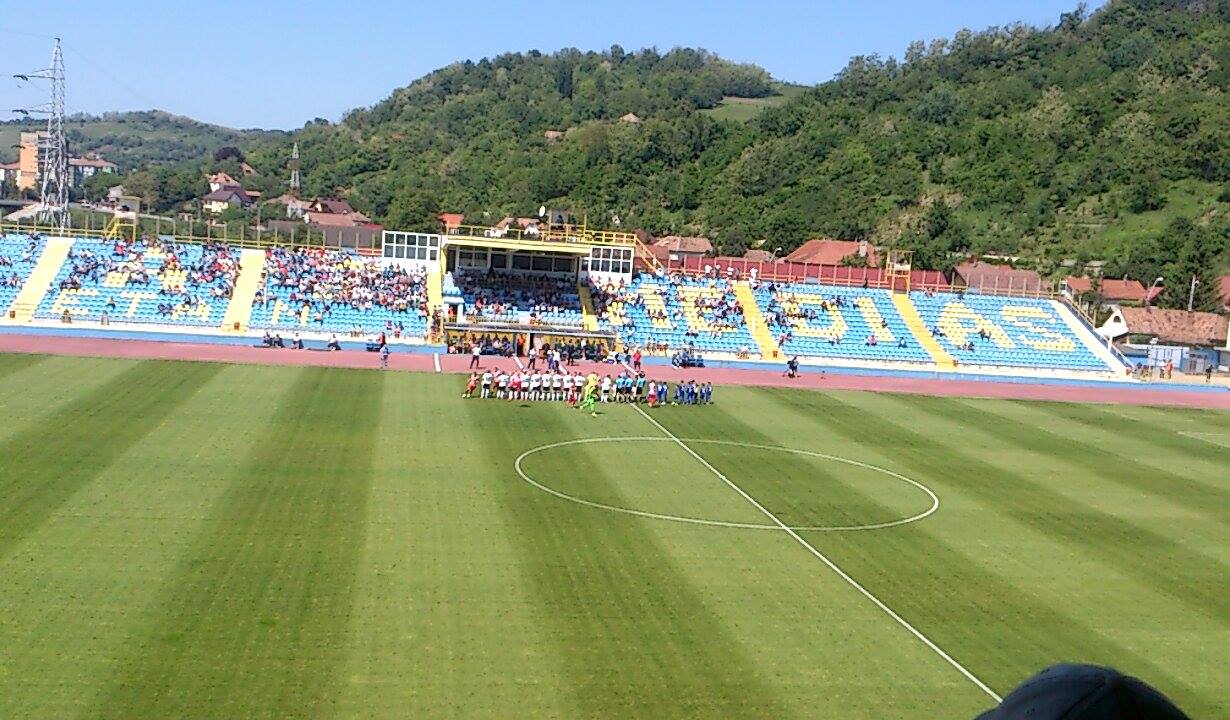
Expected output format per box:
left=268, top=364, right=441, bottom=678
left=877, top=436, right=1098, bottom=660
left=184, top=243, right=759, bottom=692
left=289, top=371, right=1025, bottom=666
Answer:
left=255, top=247, right=428, bottom=329
left=590, top=271, right=754, bottom=355
left=0, top=235, right=43, bottom=314
left=454, top=270, right=583, bottom=325
left=761, top=283, right=909, bottom=350
left=0, top=236, right=39, bottom=290
left=39, top=237, right=239, bottom=324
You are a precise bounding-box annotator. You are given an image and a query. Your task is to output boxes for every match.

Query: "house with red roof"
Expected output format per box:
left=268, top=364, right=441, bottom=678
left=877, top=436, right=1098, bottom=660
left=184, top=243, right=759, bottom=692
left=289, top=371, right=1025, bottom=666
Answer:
left=784, top=239, right=878, bottom=266
left=650, top=235, right=713, bottom=261
left=439, top=213, right=465, bottom=232
left=1061, top=276, right=1150, bottom=307
left=953, top=261, right=1046, bottom=294
left=1100, top=306, right=1227, bottom=347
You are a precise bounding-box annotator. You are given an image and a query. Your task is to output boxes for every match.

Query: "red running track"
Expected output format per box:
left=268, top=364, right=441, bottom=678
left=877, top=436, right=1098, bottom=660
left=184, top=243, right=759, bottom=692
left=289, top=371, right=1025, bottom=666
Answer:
left=2, top=333, right=1228, bottom=410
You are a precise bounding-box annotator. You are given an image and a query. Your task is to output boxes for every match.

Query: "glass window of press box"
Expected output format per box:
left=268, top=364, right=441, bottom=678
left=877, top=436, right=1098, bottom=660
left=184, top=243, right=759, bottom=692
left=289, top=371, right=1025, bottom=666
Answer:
left=383, top=233, right=440, bottom=261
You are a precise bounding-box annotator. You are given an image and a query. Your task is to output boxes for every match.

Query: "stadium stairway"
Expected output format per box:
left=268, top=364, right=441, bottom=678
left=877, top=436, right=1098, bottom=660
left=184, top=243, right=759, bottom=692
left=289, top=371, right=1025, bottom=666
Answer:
left=578, top=281, right=598, bottom=331
left=1052, top=299, right=1129, bottom=373
left=734, top=282, right=778, bottom=359
left=891, top=293, right=955, bottom=367
left=427, top=270, right=443, bottom=313
left=5, top=236, right=72, bottom=323
left=220, top=248, right=266, bottom=332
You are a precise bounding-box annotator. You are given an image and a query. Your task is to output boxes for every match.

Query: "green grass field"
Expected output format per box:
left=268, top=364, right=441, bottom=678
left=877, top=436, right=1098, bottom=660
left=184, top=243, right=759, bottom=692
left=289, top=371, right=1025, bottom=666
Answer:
left=0, top=354, right=1227, bottom=719
left=701, top=84, right=808, bottom=123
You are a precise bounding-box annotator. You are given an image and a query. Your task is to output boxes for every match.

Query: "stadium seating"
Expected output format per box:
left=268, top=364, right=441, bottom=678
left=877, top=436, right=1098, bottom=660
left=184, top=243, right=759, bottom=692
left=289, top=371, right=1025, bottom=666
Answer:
left=909, top=290, right=1111, bottom=371
left=593, top=274, right=757, bottom=354
left=453, top=270, right=583, bottom=326
left=34, top=238, right=238, bottom=327
left=754, top=282, right=934, bottom=364
left=0, top=233, right=45, bottom=313
left=249, top=247, right=429, bottom=336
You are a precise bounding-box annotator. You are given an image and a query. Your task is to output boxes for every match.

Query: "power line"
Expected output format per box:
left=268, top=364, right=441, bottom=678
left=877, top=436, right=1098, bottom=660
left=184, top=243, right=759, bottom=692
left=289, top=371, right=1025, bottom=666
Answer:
left=13, top=38, right=69, bottom=229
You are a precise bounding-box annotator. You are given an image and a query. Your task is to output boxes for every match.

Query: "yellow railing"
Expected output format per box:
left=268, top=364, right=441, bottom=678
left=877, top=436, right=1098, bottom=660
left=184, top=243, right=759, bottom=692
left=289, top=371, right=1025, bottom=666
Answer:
left=0, top=221, right=337, bottom=251
left=446, top=224, right=636, bottom=247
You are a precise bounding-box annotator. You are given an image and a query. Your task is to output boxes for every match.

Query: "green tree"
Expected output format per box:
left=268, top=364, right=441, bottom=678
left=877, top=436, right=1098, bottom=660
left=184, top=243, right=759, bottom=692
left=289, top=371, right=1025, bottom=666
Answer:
left=1125, top=171, right=1166, bottom=213
left=1159, top=219, right=1220, bottom=311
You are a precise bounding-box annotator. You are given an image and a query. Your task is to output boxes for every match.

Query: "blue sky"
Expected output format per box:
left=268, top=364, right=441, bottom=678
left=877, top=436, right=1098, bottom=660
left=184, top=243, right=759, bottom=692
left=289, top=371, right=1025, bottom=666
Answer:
left=1, top=0, right=1105, bottom=130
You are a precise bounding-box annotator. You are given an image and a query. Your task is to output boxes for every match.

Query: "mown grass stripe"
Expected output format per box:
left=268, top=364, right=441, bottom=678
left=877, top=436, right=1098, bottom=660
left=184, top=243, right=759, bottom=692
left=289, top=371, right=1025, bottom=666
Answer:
left=1025, top=401, right=1230, bottom=472
left=0, top=352, right=45, bottom=382
left=0, top=360, right=224, bottom=559
left=791, top=392, right=1229, bottom=627
left=922, top=397, right=1230, bottom=525
left=654, top=397, right=1203, bottom=707
left=90, top=367, right=383, bottom=719
left=462, top=399, right=796, bottom=719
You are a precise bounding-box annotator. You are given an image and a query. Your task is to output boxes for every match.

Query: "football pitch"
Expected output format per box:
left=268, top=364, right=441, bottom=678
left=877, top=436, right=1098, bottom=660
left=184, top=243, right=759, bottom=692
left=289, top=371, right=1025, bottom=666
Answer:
left=0, top=353, right=1226, bottom=719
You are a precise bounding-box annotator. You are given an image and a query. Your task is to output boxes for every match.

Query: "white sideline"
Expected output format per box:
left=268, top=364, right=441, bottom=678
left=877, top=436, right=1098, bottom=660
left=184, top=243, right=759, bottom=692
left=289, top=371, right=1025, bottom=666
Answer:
left=631, top=404, right=1003, bottom=703
left=433, top=353, right=441, bottom=373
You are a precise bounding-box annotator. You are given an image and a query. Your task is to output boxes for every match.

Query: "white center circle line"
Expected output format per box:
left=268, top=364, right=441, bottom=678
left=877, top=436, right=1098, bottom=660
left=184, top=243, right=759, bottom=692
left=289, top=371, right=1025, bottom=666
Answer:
left=514, top=437, right=940, bottom=532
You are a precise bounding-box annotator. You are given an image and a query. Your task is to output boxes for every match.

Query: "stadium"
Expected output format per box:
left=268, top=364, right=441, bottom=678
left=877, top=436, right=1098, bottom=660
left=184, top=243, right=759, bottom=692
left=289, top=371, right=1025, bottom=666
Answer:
left=0, top=205, right=1226, bottom=718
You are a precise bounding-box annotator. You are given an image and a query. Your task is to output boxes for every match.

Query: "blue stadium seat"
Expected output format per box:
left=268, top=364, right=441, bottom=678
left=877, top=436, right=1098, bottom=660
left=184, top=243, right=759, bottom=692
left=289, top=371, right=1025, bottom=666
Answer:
left=34, top=238, right=238, bottom=327
left=755, top=282, right=933, bottom=364
left=594, top=275, right=756, bottom=354
left=0, top=234, right=45, bottom=311
left=249, top=247, right=429, bottom=337
left=910, top=290, right=1110, bottom=371
left=453, top=270, right=583, bottom=326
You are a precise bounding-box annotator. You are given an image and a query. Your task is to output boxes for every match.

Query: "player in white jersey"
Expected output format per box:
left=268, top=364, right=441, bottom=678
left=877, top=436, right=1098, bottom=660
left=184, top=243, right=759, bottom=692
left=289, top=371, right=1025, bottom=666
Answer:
left=599, top=374, right=612, bottom=403
left=480, top=370, right=493, bottom=399
left=551, top=371, right=564, bottom=400
left=529, top=372, right=542, bottom=401
left=497, top=371, right=509, bottom=399
left=517, top=371, right=529, bottom=400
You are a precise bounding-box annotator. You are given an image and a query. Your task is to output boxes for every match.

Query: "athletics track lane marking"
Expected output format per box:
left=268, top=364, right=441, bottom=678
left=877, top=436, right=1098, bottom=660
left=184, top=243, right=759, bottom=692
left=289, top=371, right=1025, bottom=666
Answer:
left=433, top=353, right=441, bottom=373
left=630, top=403, right=1004, bottom=703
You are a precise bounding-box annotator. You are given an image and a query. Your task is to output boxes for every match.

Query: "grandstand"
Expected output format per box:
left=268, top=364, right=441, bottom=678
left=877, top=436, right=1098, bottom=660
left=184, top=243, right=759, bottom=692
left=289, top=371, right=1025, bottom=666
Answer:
left=34, top=238, right=238, bottom=327
left=248, top=246, right=430, bottom=337
left=755, top=282, right=934, bottom=364
left=0, top=221, right=1130, bottom=377
left=453, top=269, right=584, bottom=326
left=594, top=274, right=758, bottom=356
left=0, top=233, right=45, bottom=317
left=910, top=290, right=1113, bottom=372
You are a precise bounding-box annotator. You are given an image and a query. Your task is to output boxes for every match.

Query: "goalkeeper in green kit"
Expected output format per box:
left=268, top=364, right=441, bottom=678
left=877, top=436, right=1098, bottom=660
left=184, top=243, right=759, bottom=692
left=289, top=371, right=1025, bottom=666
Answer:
left=578, top=372, right=599, bottom=416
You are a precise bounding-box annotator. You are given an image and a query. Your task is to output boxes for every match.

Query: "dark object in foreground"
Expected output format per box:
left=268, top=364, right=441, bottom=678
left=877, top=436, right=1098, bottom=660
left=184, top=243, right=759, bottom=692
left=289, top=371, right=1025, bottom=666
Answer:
left=975, top=664, right=1188, bottom=720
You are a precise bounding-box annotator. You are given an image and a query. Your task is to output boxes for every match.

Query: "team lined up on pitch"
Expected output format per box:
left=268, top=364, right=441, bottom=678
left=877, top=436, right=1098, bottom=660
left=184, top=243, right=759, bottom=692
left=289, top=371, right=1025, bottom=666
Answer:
left=463, top=369, right=714, bottom=413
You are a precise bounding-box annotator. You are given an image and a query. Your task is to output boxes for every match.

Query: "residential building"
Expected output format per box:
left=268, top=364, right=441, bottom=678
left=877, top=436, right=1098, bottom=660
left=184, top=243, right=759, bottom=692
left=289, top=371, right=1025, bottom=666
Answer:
left=785, top=239, right=878, bottom=266
left=1061, top=276, right=1152, bottom=307
left=11, top=131, right=116, bottom=191
left=208, top=172, right=239, bottom=192
left=742, top=249, right=775, bottom=262
left=302, top=197, right=369, bottom=227
left=1099, top=306, right=1227, bottom=347
left=953, top=261, right=1047, bottom=294
left=650, top=235, right=713, bottom=260
left=201, top=186, right=255, bottom=214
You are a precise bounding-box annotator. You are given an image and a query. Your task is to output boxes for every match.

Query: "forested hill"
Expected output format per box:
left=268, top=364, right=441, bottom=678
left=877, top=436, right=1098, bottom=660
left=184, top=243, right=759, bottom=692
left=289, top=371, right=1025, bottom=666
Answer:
left=115, top=1, right=1230, bottom=302
left=0, top=111, right=284, bottom=171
